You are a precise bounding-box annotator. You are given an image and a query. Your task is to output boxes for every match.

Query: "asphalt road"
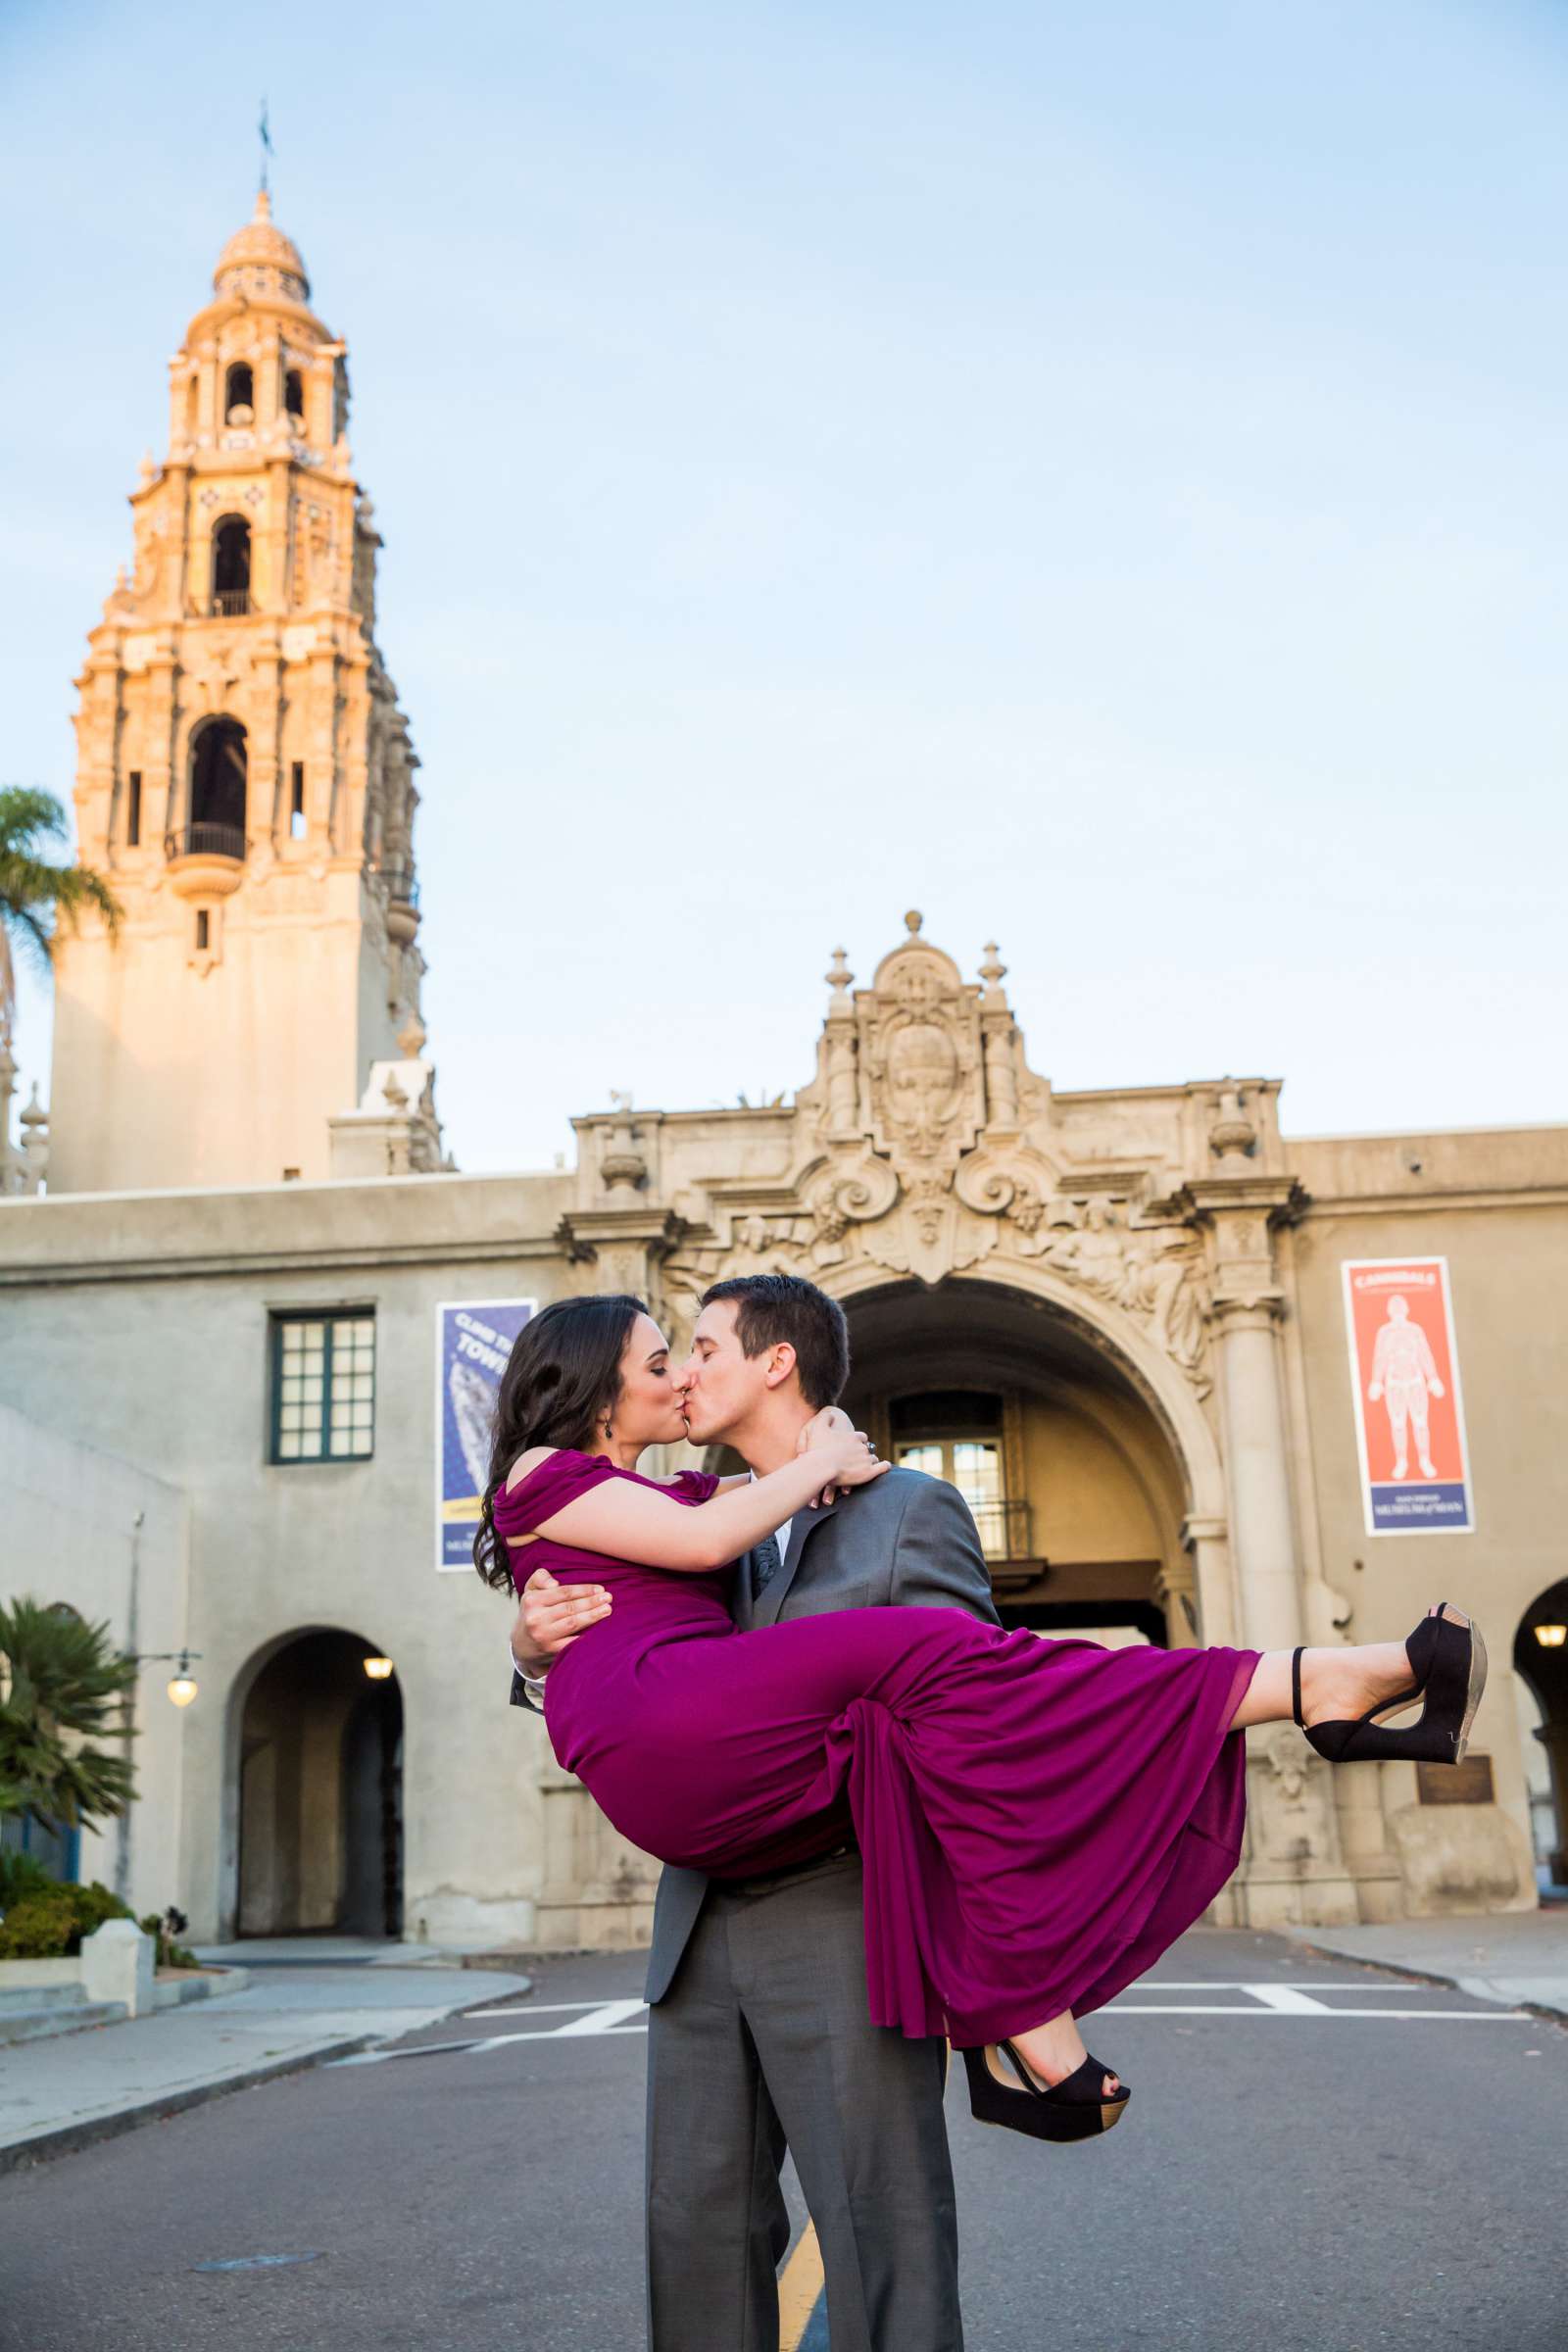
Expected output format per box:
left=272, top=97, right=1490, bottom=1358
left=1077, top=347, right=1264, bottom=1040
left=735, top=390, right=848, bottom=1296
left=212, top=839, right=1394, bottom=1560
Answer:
left=2, top=1929, right=1563, bottom=2352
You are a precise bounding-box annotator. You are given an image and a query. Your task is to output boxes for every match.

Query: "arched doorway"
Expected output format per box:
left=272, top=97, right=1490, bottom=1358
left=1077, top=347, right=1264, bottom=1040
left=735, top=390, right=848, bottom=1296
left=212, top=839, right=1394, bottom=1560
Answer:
left=1514, top=1579, right=1568, bottom=1896
left=187, top=716, right=248, bottom=846
left=234, top=1629, right=403, bottom=1939
left=840, top=1277, right=1194, bottom=1646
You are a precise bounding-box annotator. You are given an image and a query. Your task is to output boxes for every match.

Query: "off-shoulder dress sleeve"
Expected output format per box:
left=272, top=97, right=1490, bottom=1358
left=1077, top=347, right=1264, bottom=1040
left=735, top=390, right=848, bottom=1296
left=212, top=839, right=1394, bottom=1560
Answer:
left=492, top=1449, right=621, bottom=1539
left=668, top=1469, right=722, bottom=1503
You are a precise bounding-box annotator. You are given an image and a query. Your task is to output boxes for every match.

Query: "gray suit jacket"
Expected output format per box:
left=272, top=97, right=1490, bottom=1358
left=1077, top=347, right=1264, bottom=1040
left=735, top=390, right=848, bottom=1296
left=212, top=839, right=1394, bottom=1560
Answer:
left=643, top=1465, right=1000, bottom=2004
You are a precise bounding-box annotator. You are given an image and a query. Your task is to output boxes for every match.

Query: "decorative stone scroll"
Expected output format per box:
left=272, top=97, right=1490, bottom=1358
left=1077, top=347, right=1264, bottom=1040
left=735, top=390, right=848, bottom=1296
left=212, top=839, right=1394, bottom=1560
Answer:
left=654, top=915, right=1228, bottom=1393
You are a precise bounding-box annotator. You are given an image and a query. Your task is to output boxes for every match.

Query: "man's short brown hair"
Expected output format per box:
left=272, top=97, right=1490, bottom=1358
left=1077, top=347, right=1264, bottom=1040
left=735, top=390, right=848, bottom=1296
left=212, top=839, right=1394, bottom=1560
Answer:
left=699, top=1274, right=850, bottom=1410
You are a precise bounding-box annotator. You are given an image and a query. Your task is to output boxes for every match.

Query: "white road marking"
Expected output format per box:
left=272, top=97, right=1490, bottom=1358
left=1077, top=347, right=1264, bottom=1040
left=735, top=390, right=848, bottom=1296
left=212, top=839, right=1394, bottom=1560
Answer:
left=1100, top=2005, right=1527, bottom=2020
left=331, top=1984, right=1532, bottom=2068
left=463, top=1999, right=646, bottom=2017
left=549, top=1997, right=650, bottom=2035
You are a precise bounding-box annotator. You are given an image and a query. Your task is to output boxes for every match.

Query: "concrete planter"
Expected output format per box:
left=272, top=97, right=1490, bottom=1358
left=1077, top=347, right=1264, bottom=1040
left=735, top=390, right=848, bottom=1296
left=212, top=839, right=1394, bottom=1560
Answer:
left=0, top=1920, right=156, bottom=2043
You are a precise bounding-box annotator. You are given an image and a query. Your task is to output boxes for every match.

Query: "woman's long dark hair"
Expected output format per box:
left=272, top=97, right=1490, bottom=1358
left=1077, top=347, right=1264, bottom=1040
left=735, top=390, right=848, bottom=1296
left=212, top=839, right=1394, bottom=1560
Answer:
left=472, top=1294, right=645, bottom=1592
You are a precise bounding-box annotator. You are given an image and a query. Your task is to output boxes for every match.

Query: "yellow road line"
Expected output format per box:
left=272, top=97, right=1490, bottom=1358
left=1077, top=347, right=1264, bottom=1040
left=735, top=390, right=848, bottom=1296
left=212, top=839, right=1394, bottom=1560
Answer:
left=778, top=2222, right=825, bottom=2352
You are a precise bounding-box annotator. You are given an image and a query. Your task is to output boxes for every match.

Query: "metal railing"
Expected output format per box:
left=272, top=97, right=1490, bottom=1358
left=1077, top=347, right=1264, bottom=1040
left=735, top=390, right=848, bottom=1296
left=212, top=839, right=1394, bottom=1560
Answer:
left=210, top=589, right=252, bottom=617
left=970, top=1495, right=1033, bottom=1564
left=165, top=823, right=247, bottom=863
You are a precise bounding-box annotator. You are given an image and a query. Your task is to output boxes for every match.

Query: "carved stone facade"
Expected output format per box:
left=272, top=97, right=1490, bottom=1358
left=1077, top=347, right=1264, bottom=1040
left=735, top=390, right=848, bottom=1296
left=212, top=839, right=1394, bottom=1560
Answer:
left=564, top=911, right=1265, bottom=1425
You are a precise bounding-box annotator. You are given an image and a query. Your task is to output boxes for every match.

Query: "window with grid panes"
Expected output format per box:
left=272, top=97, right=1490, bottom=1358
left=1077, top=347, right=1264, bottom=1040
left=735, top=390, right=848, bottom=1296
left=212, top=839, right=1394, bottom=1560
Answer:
left=270, top=1312, right=376, bottom=1462
left=890, top=1392, right=1009, bottom=1558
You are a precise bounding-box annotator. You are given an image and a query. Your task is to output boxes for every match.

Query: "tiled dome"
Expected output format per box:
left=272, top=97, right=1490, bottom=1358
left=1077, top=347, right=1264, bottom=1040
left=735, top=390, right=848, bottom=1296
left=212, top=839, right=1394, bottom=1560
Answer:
left=214, top=190, right=311, bottom=304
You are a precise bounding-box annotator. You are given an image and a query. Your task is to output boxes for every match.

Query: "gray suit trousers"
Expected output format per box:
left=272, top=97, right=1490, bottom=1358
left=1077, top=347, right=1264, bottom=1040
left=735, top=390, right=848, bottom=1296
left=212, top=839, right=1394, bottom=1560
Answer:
left=645, top=1850, right=961, bottom=2352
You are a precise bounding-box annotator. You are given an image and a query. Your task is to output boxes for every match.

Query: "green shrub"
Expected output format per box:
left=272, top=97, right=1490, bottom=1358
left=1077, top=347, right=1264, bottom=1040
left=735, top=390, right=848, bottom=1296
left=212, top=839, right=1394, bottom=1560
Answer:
left=0, top=1848, right=54, bottom=1914
left=0, top=1889, right=76, bottom=1958
left=0, top=1878, right=137, bottom=1959
left=0, top=1876, right=200, bottom=1964
left=70, top=1881, right=134, bottom=1941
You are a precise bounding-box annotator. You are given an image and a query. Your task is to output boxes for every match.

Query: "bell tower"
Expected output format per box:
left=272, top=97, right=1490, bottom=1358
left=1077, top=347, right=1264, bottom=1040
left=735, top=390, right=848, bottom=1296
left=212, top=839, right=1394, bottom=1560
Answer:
left=48, top=190, right=443, bottom=1193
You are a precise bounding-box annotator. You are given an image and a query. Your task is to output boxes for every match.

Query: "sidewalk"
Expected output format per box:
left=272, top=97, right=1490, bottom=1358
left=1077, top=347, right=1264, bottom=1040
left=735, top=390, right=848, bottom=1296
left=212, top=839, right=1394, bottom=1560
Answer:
left=1283, top=1906, right=1568, bottom=2022
left=0, top=1941, right=531, bottom=2176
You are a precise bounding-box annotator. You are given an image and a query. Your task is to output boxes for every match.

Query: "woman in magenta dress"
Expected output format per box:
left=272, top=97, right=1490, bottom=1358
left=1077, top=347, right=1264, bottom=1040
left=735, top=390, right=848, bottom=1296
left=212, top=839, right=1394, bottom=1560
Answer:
left=476, top=1293, right=1487, bottom=2142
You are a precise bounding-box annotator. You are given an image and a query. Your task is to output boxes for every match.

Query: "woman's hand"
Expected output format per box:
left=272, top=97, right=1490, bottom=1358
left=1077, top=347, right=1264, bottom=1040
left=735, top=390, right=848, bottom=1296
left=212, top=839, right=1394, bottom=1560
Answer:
left=797, top=1409, right=886, bottom=1505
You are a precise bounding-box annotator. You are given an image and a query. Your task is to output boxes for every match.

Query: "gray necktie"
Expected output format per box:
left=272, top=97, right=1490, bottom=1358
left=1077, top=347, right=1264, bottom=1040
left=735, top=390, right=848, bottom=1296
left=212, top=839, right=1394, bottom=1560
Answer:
left=751, top=1531, right=783, bottom=1601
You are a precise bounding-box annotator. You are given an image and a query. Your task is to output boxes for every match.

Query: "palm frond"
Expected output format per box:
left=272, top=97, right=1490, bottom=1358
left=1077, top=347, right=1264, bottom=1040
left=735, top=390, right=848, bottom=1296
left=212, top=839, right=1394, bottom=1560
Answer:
left=0, top=786, right=122, bottom=962
left=0, top=1597, right=140, bottom=1833
left=0, top=788, right=68, bottom=858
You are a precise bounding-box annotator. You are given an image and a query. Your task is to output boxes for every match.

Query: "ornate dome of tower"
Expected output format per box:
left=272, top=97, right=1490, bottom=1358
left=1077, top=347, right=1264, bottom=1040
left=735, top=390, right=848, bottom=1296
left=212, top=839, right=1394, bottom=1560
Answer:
left=213, top=190, right=311, bottom=304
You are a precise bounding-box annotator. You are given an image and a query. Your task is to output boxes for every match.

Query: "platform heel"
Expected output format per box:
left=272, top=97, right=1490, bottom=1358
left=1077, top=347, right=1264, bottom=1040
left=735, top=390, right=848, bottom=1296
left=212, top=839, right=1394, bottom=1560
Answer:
left=961, top=2040, right=1130, bottom=2143
left=1294, top=1603, right=1487, bottom=1766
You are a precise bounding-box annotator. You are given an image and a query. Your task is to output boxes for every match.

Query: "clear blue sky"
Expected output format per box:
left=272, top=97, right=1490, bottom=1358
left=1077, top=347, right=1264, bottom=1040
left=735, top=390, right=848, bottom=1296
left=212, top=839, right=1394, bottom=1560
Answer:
left=3, top=0, right=1563, bottom=1172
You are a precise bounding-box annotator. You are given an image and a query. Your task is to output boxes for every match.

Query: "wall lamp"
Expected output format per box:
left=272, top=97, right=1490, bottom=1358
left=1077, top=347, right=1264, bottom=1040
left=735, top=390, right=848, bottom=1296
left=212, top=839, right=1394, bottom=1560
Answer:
left=137, top=1648, right=204, bottom=1706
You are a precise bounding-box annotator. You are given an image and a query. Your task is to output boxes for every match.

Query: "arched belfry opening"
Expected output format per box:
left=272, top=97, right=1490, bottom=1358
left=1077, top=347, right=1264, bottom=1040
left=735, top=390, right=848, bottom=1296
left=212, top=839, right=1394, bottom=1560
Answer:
left=211, top=514, right=251, bottom=615
left=841, top=1277, right=1194, bottom=1647
left=232, top=1629, right=404, bottom=1939
left=223, top=360, right=254, bottom=422
left=186, top=716, right=248, bottom=847
left=1514, top=1579, right=1568, bottom=1897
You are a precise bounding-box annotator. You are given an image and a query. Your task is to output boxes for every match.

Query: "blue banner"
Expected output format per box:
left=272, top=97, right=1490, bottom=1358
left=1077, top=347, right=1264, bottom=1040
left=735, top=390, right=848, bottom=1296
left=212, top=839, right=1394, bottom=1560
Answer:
left=436, top=1298, right=535, bottom=1571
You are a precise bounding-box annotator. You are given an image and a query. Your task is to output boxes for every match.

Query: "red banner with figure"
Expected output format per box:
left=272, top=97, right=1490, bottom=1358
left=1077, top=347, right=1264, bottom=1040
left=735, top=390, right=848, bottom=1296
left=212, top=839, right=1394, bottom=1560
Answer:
left=1341, top=1258, right=1474, bottom=1536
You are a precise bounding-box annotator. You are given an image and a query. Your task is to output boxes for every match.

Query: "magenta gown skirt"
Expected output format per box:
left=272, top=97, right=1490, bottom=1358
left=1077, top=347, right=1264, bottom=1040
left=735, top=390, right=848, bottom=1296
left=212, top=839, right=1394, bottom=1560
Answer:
left=498, top=1452, right=1257, bottom=2046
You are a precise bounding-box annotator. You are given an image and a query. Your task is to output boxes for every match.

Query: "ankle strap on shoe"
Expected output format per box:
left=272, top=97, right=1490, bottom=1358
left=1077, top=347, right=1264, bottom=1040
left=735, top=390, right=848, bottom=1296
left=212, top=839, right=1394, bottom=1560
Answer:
left=1292, top=1646, right=1305, bottom=1728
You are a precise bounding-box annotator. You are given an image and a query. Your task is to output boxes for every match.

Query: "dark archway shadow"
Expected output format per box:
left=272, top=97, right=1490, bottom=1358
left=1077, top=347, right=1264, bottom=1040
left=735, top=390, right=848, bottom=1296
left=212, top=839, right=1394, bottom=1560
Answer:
left=1514, top=1577, right=1568, bottom=1896
left=234, top=1628, right=403, bottom=1939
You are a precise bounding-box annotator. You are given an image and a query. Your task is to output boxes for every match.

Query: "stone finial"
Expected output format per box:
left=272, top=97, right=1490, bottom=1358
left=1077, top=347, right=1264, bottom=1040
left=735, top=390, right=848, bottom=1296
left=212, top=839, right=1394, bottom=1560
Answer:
left=904, top=909, right=923, bottom=936
left=978, top=942, right=1007, bottom=1004
left=601, top=1092, right=648, bottom=1195
left=396, top=1010, right=427, bottom=1058
left=1208, top=1082, right=1258, bottom=1164
left=825, top=947, right=854, bottom=1003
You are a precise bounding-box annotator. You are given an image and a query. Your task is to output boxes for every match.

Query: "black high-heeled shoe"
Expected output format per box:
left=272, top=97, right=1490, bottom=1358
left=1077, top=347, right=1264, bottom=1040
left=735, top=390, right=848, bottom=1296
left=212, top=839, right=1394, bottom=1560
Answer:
left=961, top=2040, right=1131, bottom=2143
left=1294, top=1602, right=1487, bottom=1766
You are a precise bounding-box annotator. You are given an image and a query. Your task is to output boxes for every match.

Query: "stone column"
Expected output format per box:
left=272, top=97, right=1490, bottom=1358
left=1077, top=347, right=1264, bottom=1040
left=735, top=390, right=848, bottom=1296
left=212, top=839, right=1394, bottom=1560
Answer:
left=1184, top=1162, right=1358, bottom=1927
left=1184, top=1172, right=1307, bottom=1657
left=1209, top=1298, right=1302, bottom=1655
left=1180, top=1513, right=1238, bottom=1649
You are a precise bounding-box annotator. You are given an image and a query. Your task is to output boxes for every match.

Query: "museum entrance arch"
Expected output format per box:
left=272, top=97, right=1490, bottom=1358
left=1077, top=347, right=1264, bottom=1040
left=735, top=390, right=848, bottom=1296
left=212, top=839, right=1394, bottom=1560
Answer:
left=229, top=1628, right=403, bottom=1940
left=838, top=1276, right=1200, bottom=1645
left=1514, top=1578, right=1568, bottom=1893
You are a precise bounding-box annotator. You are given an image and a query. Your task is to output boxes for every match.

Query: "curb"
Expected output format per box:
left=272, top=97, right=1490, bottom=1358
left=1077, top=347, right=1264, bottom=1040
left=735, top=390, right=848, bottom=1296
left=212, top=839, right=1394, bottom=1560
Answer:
left=0, top=2030, right=380, bottom=2179
left=1284, top=1930, right=1568, bottom=2029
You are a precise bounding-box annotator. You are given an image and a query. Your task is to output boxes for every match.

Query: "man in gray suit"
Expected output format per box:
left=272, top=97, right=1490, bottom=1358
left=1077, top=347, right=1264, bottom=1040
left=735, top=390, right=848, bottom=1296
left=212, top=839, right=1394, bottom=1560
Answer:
left=511, top=1272, right=998, bottom=2352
